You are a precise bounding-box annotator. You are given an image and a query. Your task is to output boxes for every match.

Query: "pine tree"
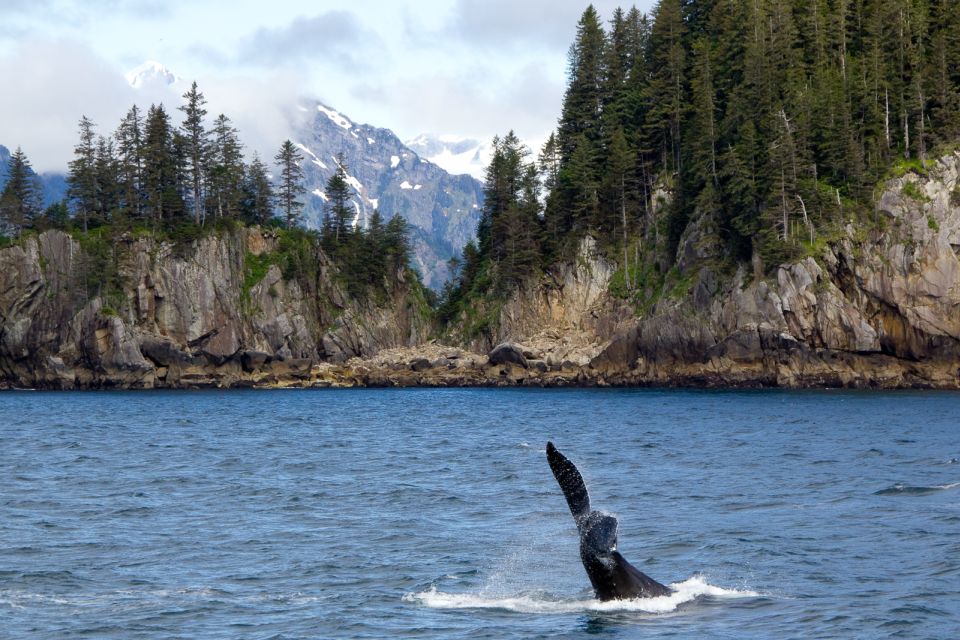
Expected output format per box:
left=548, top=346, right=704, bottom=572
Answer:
left=0, top=147, right=42, bottom=236
left=179, top=81, right=210, bottom=224
left=208, top=114, right=245, bottom=220
left=115, top=105, right=144, bottom=220
left=241, top=154, right=274, bottom=225
left=323, top=154, right=353, bottom=242
left=273, top=139, right=306, bottom=229
left=384, top=214, right=411, bottom=275
left=94, top=135, right=120, bottom=225
left=67, top=116, right=98, bottom=232
left=557, top=6, right=608, bottom=164
left=143, top=104, right=182, bottom=224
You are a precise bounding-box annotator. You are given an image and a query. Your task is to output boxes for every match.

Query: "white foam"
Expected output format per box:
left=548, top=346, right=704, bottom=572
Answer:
left=403, top=576, right=757, bottom=615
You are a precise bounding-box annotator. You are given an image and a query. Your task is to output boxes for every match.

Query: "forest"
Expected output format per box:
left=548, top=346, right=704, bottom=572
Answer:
left=439, top=0, right=960, bottom=324
left=0, top=83, right=413, bottom=299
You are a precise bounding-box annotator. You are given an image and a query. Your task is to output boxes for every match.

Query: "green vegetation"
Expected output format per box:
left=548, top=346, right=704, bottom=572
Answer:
left=440, top=0, right=960, bottom=330
left=0, top=79, right=423, bottom=322
left=928, top=215, right=940, bottom=232
left=902, top=181, right=932, bottom=203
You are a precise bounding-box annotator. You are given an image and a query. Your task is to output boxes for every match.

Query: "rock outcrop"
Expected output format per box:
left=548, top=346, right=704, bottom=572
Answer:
left=0, top=228, right=430, bottom=389
left=4, top=153, right=960, bottom=390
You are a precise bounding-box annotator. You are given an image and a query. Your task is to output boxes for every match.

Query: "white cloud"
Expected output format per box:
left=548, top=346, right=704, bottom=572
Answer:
left=0, top=40, right=132, bottom=172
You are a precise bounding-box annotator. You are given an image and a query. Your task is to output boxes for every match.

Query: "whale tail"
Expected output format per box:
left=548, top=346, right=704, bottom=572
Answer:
left=546, top=441, right=675, bottom=600
left=546, top=441, right=591, bottom=526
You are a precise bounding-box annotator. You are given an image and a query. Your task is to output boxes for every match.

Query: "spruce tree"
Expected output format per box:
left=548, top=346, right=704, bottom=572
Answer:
left=179, top=81, right=210, bottom=224
left=323, top=154, right=353, bottom=242
left=241, top=154, right=274, bottom=226
left=208, top=114, right=245, bottom=220
left=67, top=116, right=98, bottom=232
left=115, top=105, right=144, bottom=220
left=0, top=147, right=42, bottom=236
left=273, top=139, right=306, bottom=229
left=143, top=104, right=182, bottom=224
left=557, top=6, right=607, bottom=163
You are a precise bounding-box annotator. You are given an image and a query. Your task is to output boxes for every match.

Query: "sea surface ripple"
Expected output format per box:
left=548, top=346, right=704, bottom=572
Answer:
left=1, top=389, right=958, bottom=638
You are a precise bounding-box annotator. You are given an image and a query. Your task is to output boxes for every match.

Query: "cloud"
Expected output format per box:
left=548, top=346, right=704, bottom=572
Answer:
left=238, top=11, right=383, bottom=70
left=0, top=40, right=133, bottom=172
left=445, top=0, right=641, bottom=52
left=0, top=39, right=308, bottom=173
left=351, top=61, right=564, bottom=152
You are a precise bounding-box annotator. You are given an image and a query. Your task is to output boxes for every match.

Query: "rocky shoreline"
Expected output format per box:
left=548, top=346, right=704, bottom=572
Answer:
left=4, top=152, right=960, bottom=391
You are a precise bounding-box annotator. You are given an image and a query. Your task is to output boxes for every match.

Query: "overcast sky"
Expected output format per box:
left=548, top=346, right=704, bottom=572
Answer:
left=0, top=0, right=656, bottom=172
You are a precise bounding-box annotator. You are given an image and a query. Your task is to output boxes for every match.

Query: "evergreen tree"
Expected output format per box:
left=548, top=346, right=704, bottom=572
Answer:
left=273, top=139, right=306, bottom=229
left=384, top=214, right=412, bottom=275
left=179, top=81, right=210, bottom=224
left=208, top=114, right=245, bottom=220
left=0, top=147, right=42, bottom=236
left=94, top=135, right=120, bottom=225
left=323, top=154, right=353, bottom=243
left=115, top=105, right=144, bottom=220
left=143, top=104, right=182, bottom=223
left=557, top=6, right=607, bottom=164
left=67, top=116, right=98, bottom=232
left=241, top=154, right=274, bottom=225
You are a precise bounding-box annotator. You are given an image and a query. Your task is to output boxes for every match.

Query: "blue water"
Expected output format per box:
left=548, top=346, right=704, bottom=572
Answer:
left=1, top=389, right=958, bottom=639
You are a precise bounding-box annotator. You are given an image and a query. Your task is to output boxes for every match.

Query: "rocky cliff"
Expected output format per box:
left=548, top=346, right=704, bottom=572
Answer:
left=326, top=150, right=960, bottom=389
left=0, top=228, right=430, bottom=389
left=441, top=150, right=960, bottom=388
left=4, top=154, right=960, bottom=390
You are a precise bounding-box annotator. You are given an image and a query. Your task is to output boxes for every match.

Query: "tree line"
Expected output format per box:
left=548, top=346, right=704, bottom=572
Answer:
left=442, top=0, right=960, bottom=318
left=0, top=82, right=415, bottom=297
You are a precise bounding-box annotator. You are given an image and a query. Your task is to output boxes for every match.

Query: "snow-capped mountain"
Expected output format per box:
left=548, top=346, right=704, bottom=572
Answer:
left=405, top=134, right=489, bottom=180
left=116, top=62, right=484, bottom=287
left=293, top=103, right=483, bottom=287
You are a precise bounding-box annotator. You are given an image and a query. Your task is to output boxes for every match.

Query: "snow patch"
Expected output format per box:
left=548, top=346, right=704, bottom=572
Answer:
left=351, top=200, right=362, bottom=228
left=295, top=143, right=327, bottom=170
left=317, top=104, right=352, bottom=130
left=400, top=181, right=413, bottom=190
left=312, top=189, right=329, bottom=202
left=367, top=138, right=375, bottom=145
left=390, top=156, right=400, bottom=169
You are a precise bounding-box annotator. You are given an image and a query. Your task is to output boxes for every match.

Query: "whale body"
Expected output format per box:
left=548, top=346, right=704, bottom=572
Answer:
left=546, top=441, right=673, bottom=601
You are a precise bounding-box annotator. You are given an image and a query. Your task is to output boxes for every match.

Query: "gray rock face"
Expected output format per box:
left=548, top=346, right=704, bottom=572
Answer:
left=0, top=228, right=430, bottom=389
left=455, top=151, right=960, bottom=389
left=291, top=103, right=483, bottom=288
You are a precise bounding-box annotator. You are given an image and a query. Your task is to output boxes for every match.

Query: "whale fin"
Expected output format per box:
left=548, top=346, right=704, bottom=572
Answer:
left=546, top=442, right=591, bottom=526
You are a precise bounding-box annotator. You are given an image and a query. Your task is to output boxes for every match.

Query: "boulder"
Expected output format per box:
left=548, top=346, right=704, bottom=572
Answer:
left=488, top=342, right=528, bottom=368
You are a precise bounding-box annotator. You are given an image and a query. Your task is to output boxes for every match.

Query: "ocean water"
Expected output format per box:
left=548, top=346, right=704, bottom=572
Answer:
left=1, top=389, right=958, bottom=639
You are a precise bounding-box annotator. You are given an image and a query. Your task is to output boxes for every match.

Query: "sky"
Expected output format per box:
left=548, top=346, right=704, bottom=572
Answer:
left=0, top=0, right=656, bottom=173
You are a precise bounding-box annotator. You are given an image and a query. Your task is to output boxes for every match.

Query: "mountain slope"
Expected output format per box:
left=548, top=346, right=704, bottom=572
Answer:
left=404, top=134, right=489, bottom=180
left=292, top=103, right=483, bottom=287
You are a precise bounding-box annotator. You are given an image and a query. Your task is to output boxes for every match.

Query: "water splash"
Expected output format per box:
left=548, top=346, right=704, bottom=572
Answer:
left=403, top=576, right=759, bottom=614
